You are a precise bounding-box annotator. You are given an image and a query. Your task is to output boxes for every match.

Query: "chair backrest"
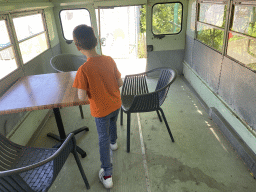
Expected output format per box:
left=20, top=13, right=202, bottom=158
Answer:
left=0, top=133, right=76, bottom=192
left=0, top=133, right=34, bottom=191
left=50, top=54, right=86, bottom=72
left=155, top=68, right=176, bottom=106
left=0, top=134, right=23, bottom=172
left=121, top=68, right=177, bottom=112
left=121, top=73, right=149, bottom=96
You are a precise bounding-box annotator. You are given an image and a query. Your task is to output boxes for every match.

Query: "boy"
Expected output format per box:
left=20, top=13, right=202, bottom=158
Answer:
left=72, top=24, right=123, bottom=189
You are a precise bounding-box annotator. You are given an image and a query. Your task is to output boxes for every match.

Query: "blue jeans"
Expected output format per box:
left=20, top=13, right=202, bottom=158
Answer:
left=95, top=108, right=120, bottom=176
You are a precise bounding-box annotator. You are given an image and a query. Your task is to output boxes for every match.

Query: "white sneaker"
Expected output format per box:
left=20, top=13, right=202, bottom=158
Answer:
left=99, top=168, right=113, bottom=189
left=110, top=143, right=118, bottom=151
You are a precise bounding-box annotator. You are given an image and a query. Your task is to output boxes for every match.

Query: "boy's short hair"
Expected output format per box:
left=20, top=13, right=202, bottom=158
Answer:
left=73, top=24, right=97, bottom=50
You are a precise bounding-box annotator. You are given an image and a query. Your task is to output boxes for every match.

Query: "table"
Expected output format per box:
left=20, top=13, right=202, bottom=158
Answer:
left=0, top=71, right=89, bottom=158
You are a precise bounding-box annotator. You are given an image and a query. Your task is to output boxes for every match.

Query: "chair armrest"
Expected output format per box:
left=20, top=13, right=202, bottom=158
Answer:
left=0, top=133, right=75, bottom=177
left=125, top=92, right=160, bottom=112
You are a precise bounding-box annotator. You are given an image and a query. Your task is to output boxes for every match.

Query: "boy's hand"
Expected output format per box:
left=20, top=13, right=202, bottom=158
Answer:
left=118, top=78, right=123, bottom=88
left=78, top=89, right=89, bottom=103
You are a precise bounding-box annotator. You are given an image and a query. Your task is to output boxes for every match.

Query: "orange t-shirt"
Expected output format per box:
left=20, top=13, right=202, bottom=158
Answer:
left=73, top=55, right=122, bottom=118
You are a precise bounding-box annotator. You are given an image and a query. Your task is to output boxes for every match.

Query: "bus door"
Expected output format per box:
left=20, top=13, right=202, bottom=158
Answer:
left=145, top=0, right=187, bottom=73
left=97, top=5, right=147, bottom=77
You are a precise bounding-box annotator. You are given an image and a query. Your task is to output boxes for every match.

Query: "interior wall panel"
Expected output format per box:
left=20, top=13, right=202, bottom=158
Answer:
left=184, top=33, right=256, bottom=133
left=24, top=44, right=61, bottom=76
left=191, top=39, right=222, bottom=93
left=219, top=57, right=256, bottom=131
left=147, top=50, right=185, bottom=75
left=184, top=35, right=194, bottom=67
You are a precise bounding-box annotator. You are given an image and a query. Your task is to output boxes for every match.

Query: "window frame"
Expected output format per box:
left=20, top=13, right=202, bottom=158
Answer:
left=195, top=0, right=256, bottom=73
left=0, top=16, right=20, bottom=80
left=151, top=2, right=183, bottom=36
left=195, top=1, right=227, bottom=54
left=0, top=9, right=50, bottom=81
left=226, top=2, right=256, bottom=72
left=11, top=10, right=50, bottom=64
left=59, top=8, right=92, bottom=42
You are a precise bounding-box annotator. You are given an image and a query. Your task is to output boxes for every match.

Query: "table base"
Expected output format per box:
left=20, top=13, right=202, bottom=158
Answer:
left=47, top=108, right=89, bottom=158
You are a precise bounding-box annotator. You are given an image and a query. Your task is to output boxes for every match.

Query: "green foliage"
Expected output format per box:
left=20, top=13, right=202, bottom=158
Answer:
left=137, top=33, right=146, bottom=58
left=140, top=5, right=146, bottom=33
left=248, top=22, right=256, bottom=38
left=247, top=63, right=256, bottom=71
left=197, top=27, right=224, bottom=52
left=138, top=6, right=146, bottom=58
left=247, top=7, right=256, bottom=38
left=139, top=3, right=182, bottom=35
left=221, top=5, right=227, bottom=28
left=152, top=3, right=182, bottom=34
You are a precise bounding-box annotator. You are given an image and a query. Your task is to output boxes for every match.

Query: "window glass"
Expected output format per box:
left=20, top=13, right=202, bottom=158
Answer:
left=196, top=3, right=227, bottom=52
left=13, top=14, right=44, bottom=41
left=227, top=5, right=256, bottom=71
left=152, top=3, right=182, bottom=35
left=199, top=3, right=226, bottom=28
left=232, top=5, right=256, bottom=38
left=19, top=33, right=48, bottom=64
left=13, top=13, right=49, bottom=64
left=197, top=22, right=224, bottom=52
left=0, top=20, right=17, bottom=79
left=0, top=20, right=11, bottom=47
left=60, top=9, right=91, bottom=40
left=227, top=32, right=256, bottom=70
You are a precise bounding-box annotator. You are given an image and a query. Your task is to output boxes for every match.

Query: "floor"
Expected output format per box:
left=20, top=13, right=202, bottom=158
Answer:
left=29, top=76, right=256, bottom=192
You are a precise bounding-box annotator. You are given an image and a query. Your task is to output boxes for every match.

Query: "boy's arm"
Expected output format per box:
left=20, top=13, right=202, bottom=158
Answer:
left=78, top=89, right=89, bottom=102
left=117, top=78, right=123, bottom=88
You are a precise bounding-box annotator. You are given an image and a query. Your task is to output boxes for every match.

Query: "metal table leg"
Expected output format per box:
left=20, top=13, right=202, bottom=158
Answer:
left=47, top=108, right=88, bottom=158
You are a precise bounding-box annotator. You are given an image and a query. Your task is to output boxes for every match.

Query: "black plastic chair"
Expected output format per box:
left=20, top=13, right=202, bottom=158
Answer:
left=120, top=67, right=177, bottom=153
left=0, top=133, right=90, bottom=191
left=50, top=53, right=86, bottom=119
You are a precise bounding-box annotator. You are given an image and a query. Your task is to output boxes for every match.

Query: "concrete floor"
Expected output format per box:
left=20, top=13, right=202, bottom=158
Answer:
left=29, top=76, right=256, bottom=192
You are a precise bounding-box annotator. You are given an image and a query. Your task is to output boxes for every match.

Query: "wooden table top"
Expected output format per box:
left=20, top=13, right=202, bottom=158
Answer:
left=0, top=71, right=89, bottom=115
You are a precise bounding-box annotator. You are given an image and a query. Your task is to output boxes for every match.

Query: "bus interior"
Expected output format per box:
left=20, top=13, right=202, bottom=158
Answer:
left=0, top=0, right=256, bottom=191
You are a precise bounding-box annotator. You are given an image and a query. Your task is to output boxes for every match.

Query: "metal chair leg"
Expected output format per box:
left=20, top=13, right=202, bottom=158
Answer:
left=79, top=105, right=84, bottom=119
left=159, top=108, right=175, bottom=142
left=156, top=110, right=162, bottom=122
left=72, top=148, right=90, bottom=189
left=76, top=146, right=87, bottom=158
left=127, top=112, right=131, bottom=153
left=120, top=108, right=123, bottom=125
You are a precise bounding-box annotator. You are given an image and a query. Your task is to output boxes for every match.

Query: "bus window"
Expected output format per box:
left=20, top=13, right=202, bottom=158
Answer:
left=60, top=9, right=91, bottom=41
left=227, top=4, right=256, bottom=71
left=13, top=12, right=49, bottom=64
left=152, top=2, right=183, bottom=35
left=0, top=19, right=17, bottom=79
left=196, top=3, right=227, bottom=52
